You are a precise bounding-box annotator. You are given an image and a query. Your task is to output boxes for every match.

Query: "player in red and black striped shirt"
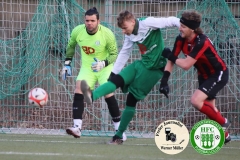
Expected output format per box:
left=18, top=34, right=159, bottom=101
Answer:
left=160, top=10, right=231, bottom=144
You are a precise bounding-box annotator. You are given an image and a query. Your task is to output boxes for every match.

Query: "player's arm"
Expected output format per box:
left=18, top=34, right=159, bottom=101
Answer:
left=65, top=26, right=79, bottom=61
left=104, top=30, right=118, bottom=66
left=142, top=16, right=180, bottom=29
left=159, top=52, right=174, bottom=98
left=174, top=38, right=206, bottom=70
left=164, top=60, right=174, bottom=73
left=62, top=26, right=79, bottom=80
left=112, top=36, right=134, bottom=74
left=166, top=35, right=206, bottom=70
left=175, top=56, right=197, bottom=70
left=162, top=35, right=182, bottom=72
left=159, top=35, right=182, bottom=98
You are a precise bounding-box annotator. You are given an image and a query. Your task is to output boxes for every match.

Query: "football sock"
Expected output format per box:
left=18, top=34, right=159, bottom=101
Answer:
left=73, top=119, right=82, bottom=129
left=225, top=118, right=227, bottom=124
left=72, top=93, right=84, bottom=119
left=113, top=121, right=120, bottom=131
left=105, top=96, right=121, bottom=122
left=116, top=106, right=136, bottom=138
left=200, top=101, right=225, bottom=125
left=93, top=81, right=116, bottom=100
left=225, top=132, right=229, bottom=138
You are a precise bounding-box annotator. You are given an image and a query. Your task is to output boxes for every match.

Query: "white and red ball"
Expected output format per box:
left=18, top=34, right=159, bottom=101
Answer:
left=28, top=88, right=48, bottom=107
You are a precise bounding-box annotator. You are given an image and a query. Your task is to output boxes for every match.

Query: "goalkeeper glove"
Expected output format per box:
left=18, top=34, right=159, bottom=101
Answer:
left=162, top=48, right=178, bottom=63
left=62, top=58, right=72, bottom=80
left=91, top=58, right=105, bottom=72
left=159, top=71, right=170, bottom=98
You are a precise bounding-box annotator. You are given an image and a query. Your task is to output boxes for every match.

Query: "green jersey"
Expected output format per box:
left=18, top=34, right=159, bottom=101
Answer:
left=66, top=24, right=118, bottom=69
left=112, top=17, right=180, bottom=74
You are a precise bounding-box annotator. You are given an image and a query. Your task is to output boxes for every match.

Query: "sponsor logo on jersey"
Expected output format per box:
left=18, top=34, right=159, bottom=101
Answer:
left=95, top=41, right=100, bottom=46
left=82, top=46, right=95, bottom=55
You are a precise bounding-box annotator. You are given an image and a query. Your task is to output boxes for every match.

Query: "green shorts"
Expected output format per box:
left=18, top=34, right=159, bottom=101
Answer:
left=77, top=64, right=113, bottom=90
left=119, top=60, right=163, bottom=100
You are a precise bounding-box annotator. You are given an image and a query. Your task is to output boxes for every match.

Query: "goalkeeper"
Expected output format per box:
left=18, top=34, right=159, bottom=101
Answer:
left=62, top=7, right=126, bottom=141
left=81, top=10, right=180, bottom=144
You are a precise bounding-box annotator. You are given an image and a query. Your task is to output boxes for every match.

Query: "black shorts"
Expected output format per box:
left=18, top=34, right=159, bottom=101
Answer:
left=198, top=68, right=229, bottom=100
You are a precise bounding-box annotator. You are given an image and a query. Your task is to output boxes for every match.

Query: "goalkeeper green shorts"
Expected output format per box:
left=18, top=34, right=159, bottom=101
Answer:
left=119, top=60, right=163, bottom=100
left=76, top=64, right=113, bottom=90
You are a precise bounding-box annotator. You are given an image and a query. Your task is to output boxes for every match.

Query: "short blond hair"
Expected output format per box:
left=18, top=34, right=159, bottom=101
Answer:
left=117, top=10, right=135, bottom=28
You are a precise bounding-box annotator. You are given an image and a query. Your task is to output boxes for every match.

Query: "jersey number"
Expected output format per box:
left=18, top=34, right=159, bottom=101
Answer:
left=82, top=46, right=95, bottom=55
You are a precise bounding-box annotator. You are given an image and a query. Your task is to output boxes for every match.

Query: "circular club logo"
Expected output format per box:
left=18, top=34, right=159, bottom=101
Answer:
left=190, top=119, right=224, bottom=155
left=155, top=120, right=189, bottom=155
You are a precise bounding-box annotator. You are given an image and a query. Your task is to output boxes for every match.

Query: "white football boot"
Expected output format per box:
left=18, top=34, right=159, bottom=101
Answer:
left=66, top=127, right=81, bottom=138
left=114, top=121, right=127, bottom=141
left=122, top=132, right=127, bottom=141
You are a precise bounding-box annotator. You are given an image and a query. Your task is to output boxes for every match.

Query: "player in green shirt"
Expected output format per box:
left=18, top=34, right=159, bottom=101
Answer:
left=81, top=10, right=180, bottom=144
left=62, top=7, right=126, bottom=141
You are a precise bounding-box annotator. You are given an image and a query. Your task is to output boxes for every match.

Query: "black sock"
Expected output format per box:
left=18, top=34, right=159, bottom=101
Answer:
left=72, top=93, right=84, bottom=119
left=105, top=95, right=120, bottom=122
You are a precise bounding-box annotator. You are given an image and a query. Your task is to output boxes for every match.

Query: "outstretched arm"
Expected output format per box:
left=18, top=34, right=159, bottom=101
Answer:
left=142, top=16, right=180, bottom=29
left=112, top=36, right=134, bottom=74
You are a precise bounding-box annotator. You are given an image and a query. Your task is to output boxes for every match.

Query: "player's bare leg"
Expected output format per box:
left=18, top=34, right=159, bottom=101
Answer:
left=81, top=80, right=92, bottom=105
left=191, top=89, right=231, bottom=144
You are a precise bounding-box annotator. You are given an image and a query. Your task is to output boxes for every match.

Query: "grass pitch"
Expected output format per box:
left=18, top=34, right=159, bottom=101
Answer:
left=0, top=134, right=239, bottom=160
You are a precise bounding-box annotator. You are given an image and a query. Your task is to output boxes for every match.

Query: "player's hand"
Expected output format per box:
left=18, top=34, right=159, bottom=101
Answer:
left=159, top=81, right=169, bottom=98
left=108, top=72, right=116, bottom=81
left=91, top=58, right=105, bottom=72
left=162, top=48, right=178, bottom=63
left=62, top=59, right=72, bottom=80
left=162, top=48, right=172, bottom=59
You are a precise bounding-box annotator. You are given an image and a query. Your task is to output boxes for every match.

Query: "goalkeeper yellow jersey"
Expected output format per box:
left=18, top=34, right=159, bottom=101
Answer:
left=66, top=24, right=118, bottom=69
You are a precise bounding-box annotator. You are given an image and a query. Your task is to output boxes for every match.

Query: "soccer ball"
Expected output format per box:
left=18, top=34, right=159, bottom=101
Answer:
left=28, top=88, right=48, bottom=107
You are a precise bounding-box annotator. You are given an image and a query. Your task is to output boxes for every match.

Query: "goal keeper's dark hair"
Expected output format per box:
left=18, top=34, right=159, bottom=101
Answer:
left=85, top=7, right=99, bottom=20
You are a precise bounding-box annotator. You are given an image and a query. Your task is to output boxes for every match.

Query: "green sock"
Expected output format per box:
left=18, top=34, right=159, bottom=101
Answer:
left=116, top=106, right=136, bottom=138
left=93, top=81, right=116, bottom=101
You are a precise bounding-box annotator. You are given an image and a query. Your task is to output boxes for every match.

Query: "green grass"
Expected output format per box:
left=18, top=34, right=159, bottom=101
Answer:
left=0, top=134, right=239, bottom=160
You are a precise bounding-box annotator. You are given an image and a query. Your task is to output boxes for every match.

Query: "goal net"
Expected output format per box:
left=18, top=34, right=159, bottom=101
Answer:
left=0, top=0, right=239, bottom=139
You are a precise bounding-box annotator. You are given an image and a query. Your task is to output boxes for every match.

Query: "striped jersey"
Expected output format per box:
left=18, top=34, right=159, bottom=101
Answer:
left=172, top=34, right=227, bottom=79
